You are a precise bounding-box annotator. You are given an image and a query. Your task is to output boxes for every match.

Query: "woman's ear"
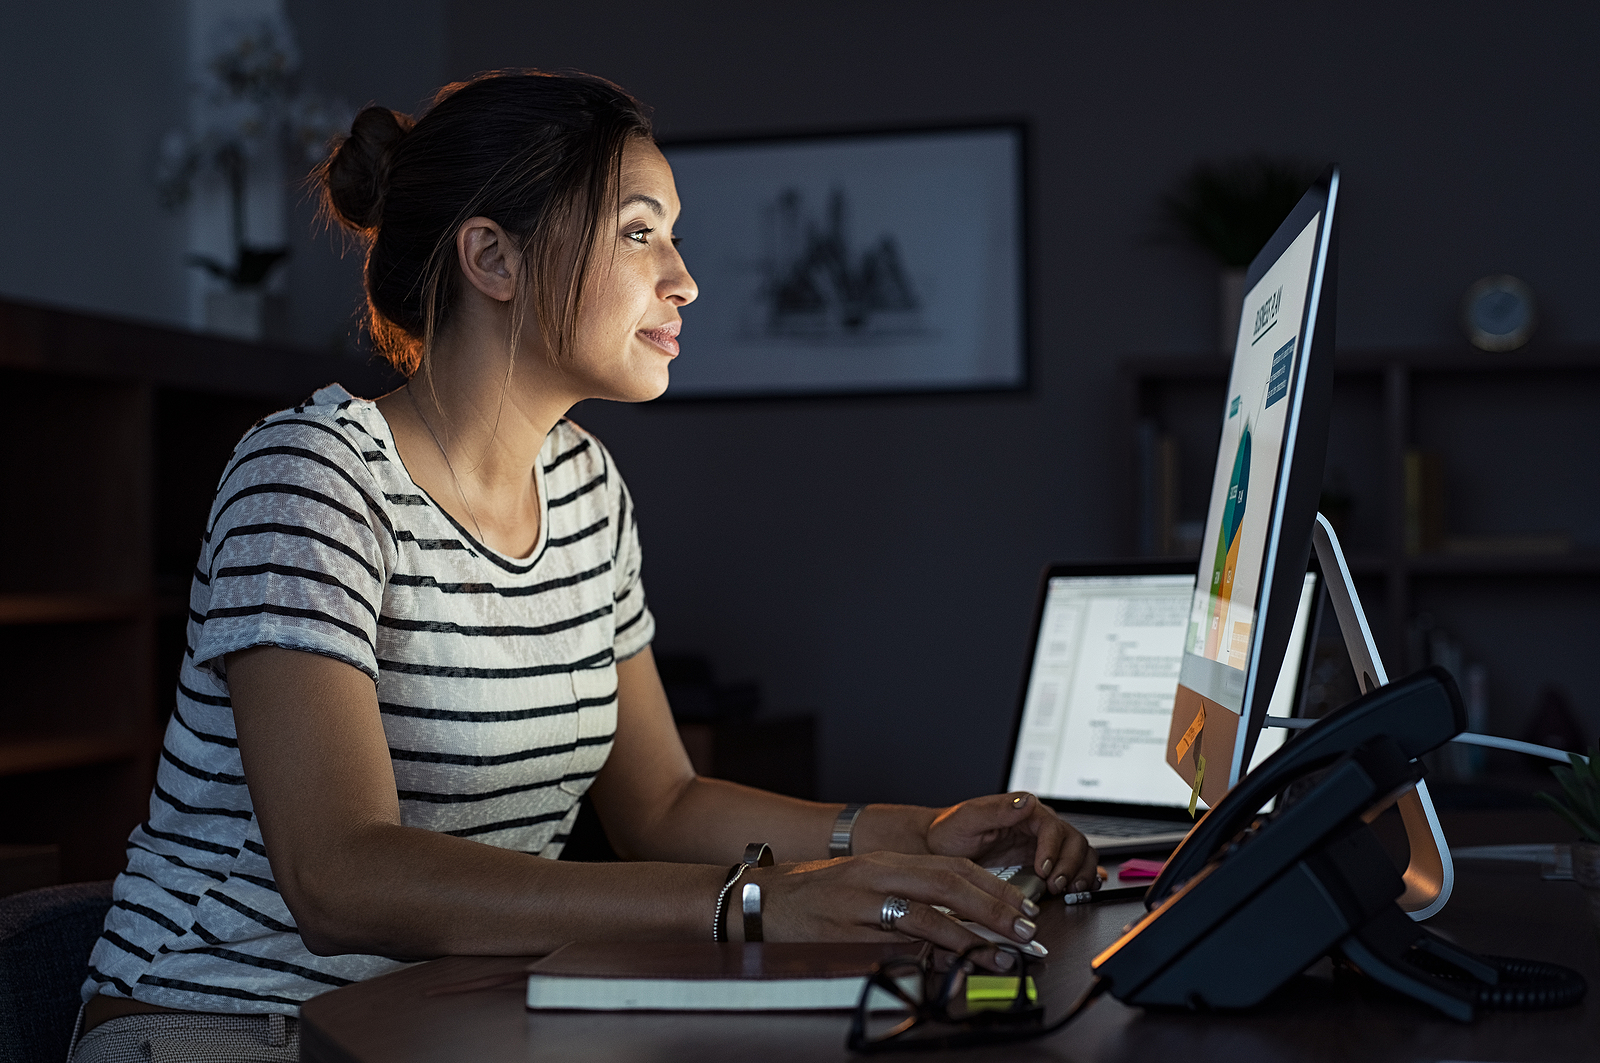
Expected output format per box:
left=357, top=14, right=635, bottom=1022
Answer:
left=456, top=217, right=520, bottom=303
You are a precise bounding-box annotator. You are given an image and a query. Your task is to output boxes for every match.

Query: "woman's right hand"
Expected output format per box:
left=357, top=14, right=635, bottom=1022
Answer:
left=742, top=852, right=1040, bottom=971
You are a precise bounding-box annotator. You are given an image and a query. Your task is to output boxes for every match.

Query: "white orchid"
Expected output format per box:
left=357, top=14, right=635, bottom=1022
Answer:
left=156, top=14, right=350, bottom=287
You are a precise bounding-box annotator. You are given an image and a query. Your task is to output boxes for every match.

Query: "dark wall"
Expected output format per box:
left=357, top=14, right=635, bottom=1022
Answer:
left=445, top=1, right=1599, bottom=806
left=0, top=1, right=189, bottom=325
left=282, top=0, right=448, bottom=351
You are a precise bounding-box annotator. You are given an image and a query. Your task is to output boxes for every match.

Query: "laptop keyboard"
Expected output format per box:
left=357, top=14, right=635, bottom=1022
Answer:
left=1065, top=813, right=1187, bottom=839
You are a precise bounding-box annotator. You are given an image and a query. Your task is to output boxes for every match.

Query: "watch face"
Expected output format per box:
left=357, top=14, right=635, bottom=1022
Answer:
left=1463, top=274, right=1536, bottom=351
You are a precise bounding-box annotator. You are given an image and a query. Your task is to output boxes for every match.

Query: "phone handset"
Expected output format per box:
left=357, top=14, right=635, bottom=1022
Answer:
left=1091, top=667, right=1584, bottom=1021
left=1146, top=666, right=1465, bottom=910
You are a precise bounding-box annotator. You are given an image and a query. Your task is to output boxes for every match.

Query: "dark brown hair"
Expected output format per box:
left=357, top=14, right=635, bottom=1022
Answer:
left=317, top=70, right=654, bottom=375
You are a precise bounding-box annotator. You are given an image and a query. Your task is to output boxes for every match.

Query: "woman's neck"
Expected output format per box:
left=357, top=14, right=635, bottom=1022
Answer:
left=378, top=323, right=574, bottom=559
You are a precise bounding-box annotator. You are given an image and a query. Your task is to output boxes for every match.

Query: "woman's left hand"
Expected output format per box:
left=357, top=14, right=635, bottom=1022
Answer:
left=924, top=792, right=1099, bottom=895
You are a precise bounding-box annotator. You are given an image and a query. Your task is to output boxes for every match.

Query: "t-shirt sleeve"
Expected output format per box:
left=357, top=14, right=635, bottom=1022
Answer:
left=190, top=415, right=392, bottom=682
left=607, top=454, right=655, bottom=663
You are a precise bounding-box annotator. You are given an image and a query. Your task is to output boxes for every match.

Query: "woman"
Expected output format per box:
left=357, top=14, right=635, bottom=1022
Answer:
left=73, top=70, right=1098, bottom=1060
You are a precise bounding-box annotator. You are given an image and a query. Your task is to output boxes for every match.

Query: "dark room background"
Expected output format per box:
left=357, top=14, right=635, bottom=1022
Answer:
left=2, top=1, right=1595, bottom=807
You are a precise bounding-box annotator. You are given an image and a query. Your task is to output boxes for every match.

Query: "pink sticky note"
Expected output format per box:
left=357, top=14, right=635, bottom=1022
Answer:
left=1118, top=858, right=1166, bottom=880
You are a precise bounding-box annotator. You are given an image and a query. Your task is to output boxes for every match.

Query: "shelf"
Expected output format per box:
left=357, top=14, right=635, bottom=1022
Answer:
left=1323, top=553, right=1600, bottom=577
left=0, top=734, right=140, bottom=777
left=1404, top=552, right=1600, bottom=576
left=1124, top=344, right=1600, bottom=382
left=0, top=593, right=145, bottom=625
left=0, top=295, right=400, bottom=400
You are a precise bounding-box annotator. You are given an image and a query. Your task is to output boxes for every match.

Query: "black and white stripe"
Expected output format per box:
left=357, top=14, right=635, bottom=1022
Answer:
left=84, top=384, right=653, bottom=1014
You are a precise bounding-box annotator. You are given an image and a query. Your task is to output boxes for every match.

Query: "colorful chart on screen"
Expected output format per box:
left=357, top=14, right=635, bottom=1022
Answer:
left=1177, top=214, right=1321, bottom=716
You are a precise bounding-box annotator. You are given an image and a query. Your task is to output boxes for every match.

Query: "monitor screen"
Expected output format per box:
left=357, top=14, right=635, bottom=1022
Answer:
left=1008, top=571, right=1318, bottom=809
left=1166, top=168, right=1339, bottom=807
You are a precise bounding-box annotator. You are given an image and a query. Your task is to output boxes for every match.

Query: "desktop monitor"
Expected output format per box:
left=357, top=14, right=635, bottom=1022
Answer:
left=1167, top=166, right=1341, bottom=807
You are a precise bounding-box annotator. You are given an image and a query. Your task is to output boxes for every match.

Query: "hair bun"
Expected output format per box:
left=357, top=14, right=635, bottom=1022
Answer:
left=323, top=107, right=414, bottom=232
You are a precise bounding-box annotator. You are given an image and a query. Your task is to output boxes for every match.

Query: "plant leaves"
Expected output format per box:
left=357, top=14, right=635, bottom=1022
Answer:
left=1536, top=792, right=1600, bottom=843
left=1541, top=744, right=1600, bottom=841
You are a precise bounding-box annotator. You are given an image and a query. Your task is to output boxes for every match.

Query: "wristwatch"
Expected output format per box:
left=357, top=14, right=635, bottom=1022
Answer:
left=829, top=804, right=866, bottom=858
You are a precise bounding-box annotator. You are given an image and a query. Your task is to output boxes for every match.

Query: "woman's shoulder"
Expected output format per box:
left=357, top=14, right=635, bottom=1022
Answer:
left=543, top=418, right=634, bottom=520
left=545, top=416, right=627, bottom=485
left=212, top=383, right=399, bottom=509
left=243, top=384, right=391, bottom=461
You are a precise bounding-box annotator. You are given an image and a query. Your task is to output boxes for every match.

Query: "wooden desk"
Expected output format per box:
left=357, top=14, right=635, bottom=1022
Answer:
left=301, top=825, right=1599, bottom=1061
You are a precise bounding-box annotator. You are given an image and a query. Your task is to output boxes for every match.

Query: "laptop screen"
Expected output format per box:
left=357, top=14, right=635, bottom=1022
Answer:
left=1006, top=571, right=1317, bottom=810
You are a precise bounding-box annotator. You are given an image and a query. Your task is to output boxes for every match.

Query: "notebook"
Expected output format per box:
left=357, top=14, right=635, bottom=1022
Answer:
left=525, top=941, right=923, bottom=1011
left=1000, top=562, right=1319, bottom=854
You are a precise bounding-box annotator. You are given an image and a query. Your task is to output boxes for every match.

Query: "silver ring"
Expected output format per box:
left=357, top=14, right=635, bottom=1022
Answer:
left=880, top=895, right=911, bottom=932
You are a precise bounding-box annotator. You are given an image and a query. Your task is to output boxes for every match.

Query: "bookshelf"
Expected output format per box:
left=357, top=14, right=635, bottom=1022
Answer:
left=0, top=297, right=396, bottom=880
left=1123, top=344, right=1600, bottom=767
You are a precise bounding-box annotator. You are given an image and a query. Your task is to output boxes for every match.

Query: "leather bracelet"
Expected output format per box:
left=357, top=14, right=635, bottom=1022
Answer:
left=829, top=803, right=867, bottom=858
left=712, top=863, right=748, bottom=943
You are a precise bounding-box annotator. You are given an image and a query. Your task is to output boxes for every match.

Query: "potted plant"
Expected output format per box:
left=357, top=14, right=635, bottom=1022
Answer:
left=1162, top=158, right=1323, bottom=353
left=156, top=15, right=345, bottom=341
left=1536, top=742, right=1600, bottom=931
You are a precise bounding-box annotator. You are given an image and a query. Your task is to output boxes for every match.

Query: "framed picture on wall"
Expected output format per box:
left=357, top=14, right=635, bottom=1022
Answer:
left=658, top=123, right=1027, bottom=399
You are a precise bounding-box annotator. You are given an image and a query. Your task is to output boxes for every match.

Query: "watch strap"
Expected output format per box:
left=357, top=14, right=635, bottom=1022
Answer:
left=829, top=804, right=867, bottom=858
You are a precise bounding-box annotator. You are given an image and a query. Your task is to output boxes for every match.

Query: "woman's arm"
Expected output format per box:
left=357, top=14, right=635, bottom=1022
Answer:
left=587, top=647, right=935, bottom=865
left=229, top=645, right=1043, bottom=962
left=598, top=648, right=1099, bottom=894
left=228, top=645, right=728, bottom=957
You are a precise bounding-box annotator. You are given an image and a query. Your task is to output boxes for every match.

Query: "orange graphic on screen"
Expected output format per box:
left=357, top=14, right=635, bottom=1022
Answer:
left=1203, top=423, right=1251, bottom=661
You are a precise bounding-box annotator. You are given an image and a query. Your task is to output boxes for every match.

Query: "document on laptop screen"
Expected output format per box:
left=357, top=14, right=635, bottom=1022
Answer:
left=1006, top=572, right=1317, bottom=809
left=1008, top=575, right=1198, bottom=807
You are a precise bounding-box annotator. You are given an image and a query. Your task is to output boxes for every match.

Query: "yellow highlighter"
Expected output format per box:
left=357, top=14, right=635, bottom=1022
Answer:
left=965, top=975, right=1038, bottom=1012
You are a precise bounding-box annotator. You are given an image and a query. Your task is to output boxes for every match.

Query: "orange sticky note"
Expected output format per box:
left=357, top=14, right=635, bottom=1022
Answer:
left=1175, top=704, right=1206, bottom=761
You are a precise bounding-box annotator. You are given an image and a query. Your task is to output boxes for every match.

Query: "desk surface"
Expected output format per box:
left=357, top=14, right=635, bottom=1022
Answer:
left=300, top=814, right=1600, bottom=1063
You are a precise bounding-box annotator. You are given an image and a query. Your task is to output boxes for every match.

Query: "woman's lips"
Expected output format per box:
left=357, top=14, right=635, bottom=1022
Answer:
left=638, top=322, right=680, bottom=357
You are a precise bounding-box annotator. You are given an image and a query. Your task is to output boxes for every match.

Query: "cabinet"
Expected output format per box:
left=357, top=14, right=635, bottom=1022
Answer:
left=0, top=297, right=395, bottom=880
left=1123, top=346, right=1600, bottom=763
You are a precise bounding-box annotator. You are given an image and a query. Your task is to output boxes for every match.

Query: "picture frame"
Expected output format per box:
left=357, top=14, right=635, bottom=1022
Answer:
left=658, top=123, right=1028, bottom=399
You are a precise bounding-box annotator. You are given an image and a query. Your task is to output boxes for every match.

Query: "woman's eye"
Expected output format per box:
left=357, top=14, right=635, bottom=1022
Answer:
left=626, top=227, right=653, bottom=245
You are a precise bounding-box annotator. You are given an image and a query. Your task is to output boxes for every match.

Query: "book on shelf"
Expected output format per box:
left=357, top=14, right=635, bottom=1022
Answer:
left=525, top=940, right=924, bottom=1012
left=1403, top=450, right=1446, bottom=556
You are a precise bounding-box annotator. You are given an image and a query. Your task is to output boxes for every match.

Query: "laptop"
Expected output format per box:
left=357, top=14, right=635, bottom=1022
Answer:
left=1000, top=561, right=1320, bottom=855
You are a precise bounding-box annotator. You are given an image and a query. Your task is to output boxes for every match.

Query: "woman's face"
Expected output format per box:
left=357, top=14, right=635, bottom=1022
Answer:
left=561, top=139, right=697, bottom=403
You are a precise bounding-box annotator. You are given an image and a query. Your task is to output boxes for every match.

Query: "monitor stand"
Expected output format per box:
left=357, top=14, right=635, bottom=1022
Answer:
left=1309, top=511, right=1453, bottom=920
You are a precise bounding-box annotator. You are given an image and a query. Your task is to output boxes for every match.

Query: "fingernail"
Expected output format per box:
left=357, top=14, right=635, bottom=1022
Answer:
left=993, top=949, right=1016, bottom=971
left=1012, top=794, right=1029, bottom=808
left=1052, top=875, right=1067, bottom=892
left=1021, top=898, right=1040, bottom=918
left=1072, top=879, right=1088, bottom=893
left=1013, top=917, right=1036, bottom=941
left=1040, top=858, right=1053, bottom=875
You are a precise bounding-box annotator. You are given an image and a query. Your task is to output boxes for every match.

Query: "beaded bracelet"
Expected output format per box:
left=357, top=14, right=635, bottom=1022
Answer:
left=712, top=863, right=749, bottom=943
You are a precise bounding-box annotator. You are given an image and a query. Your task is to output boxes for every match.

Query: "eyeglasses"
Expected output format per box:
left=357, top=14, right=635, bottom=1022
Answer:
left=846, top=944, right=1044, bottom=1053
left=846, top=945, right=1108, bottom=1054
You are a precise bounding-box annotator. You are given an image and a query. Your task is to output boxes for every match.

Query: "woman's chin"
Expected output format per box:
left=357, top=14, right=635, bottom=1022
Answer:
left=608, top=369, right=671, bottom=404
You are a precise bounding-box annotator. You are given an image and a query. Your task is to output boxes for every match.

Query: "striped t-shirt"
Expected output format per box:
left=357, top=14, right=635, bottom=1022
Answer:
left=82, top=384, right=654, bottom=1013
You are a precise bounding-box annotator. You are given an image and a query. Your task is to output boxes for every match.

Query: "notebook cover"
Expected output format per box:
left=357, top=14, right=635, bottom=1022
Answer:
left=525, top=941, right=927, bottom=1011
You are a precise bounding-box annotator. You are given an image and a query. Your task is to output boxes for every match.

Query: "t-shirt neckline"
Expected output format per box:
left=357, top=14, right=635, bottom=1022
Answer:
left=354, top=390, right=552, bottom=574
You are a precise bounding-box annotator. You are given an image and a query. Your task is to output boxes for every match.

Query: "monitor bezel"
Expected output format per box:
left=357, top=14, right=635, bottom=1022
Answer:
left=1185, top=166, right=1341, bottom=795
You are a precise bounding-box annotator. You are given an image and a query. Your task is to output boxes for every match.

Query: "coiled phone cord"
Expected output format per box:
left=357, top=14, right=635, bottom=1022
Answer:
left=1411, top=951, right=1588, bottom=1010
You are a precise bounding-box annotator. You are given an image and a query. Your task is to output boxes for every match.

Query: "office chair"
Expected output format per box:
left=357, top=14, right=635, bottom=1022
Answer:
left=0, top=881, right=112, bottom=1063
